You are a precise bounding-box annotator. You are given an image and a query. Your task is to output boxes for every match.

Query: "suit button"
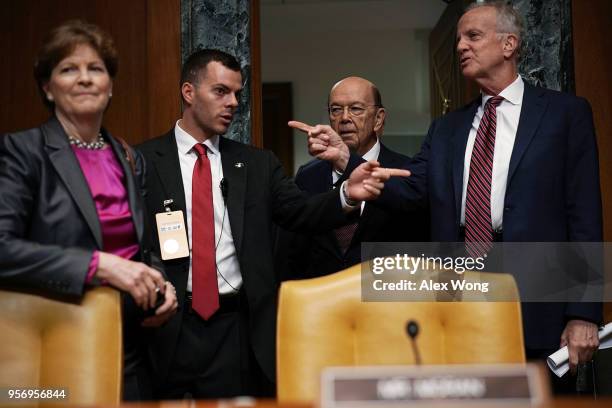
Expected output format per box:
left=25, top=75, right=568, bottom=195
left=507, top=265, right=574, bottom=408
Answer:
left=504, top=207, right=511, bottom=212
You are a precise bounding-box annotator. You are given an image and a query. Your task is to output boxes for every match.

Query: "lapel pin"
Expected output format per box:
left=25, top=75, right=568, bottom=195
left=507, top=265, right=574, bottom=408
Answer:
left=234, top=162, right=244, bottom=168
left=163, top=199, right=174, bottom=212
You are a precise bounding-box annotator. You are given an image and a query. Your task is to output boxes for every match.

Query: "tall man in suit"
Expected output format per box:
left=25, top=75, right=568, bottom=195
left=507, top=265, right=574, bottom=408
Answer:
left=429, top=3, right=601, bottom=378
left=281, top=77, right=428, bottom=279
left=322, top=1, right=602, bottom=388
left=138, top=49, right=408, bottom=399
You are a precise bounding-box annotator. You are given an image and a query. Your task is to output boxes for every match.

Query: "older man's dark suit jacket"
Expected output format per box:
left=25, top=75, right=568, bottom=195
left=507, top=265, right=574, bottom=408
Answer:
left=280, top=142, right=429, bottom=280
left=137, top=130, right=345, bottom=384
left=366, top=83, right=603, bottom=352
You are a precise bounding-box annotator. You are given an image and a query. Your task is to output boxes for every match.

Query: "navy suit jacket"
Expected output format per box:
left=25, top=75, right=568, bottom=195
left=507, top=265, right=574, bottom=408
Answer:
left=366, top=83, right=603, bottom=350
left=279, top=143, right=429, bottom=279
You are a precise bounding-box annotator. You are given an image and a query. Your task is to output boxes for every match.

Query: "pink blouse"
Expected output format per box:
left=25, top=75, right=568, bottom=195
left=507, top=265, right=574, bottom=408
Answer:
left=72, top=145, right=139, bottom=283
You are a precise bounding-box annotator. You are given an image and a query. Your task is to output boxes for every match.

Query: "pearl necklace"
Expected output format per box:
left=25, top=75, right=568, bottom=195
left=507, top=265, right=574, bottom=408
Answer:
left=68, top=133, right=106, bottom=150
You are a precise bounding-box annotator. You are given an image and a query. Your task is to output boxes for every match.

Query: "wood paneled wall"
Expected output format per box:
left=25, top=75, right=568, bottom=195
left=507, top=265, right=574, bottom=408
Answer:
left=572, top=0, right=612, bottom=321
left=429, top=0, right=478, bottom=119
left=0, top=0, right=181, bottom=145
left=572, top=0, right=612, bottom=241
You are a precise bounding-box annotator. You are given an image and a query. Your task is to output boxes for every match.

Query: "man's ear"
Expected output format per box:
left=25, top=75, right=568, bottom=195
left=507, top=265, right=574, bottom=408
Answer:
left=374, top=108, right=386, bottom=133
left=502, top=33, right=519, bottom=59
left=181, top=82, right=195, bottom=105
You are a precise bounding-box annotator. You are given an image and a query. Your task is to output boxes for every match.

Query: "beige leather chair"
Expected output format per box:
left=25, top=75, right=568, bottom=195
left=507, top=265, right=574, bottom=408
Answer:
left=0, top=287, right=122, bottom=407
left=277, top=263, right=525, bottom=403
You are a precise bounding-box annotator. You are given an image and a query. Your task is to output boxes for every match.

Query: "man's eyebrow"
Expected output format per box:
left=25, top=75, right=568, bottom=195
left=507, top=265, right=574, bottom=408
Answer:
left=456, top=28, right=483, bottom=40
left=330, top=101, right=371, bottom=106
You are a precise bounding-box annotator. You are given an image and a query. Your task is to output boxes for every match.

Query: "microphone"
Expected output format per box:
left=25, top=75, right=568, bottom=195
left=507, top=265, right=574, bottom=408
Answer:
left=406, top=320, right=422, bottom=366
left=220, top=178, right=228, bottom=200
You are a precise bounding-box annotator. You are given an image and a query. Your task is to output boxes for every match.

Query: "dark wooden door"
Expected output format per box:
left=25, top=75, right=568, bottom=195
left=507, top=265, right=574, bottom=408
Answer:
left=429, top=0, right=478, bottom=119
left=572, top=0, right=612, bottom=330
left=262, top=82, right=294, bottom=175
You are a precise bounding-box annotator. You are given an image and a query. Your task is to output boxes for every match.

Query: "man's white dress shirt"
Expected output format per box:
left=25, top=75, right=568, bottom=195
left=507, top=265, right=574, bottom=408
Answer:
left=175, top=121, right=242, bottom=294
left=460, top=75, right=524, bottom=231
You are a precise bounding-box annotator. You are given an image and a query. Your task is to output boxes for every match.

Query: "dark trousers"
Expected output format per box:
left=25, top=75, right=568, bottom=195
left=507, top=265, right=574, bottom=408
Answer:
left=458, top=230, right=594, bottom=396
left=122, top=295, right=154, bottom=401
left=157, top=291, right=273, bottom=399
left=526, top=348, right=597, bottom=396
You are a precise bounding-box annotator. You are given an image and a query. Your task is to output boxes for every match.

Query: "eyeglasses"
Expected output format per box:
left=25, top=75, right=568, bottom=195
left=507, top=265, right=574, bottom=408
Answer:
left=328, top=104, right=381, bottom=118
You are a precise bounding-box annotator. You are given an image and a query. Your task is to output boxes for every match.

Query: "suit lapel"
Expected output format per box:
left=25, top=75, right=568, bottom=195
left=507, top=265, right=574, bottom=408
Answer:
left=151, top=131, right=187, bottom=215
left=507, top=83, right=547, bottom=185
left=322, top=160, right=344, bottom=255
left=303, top=160, right=342, bottom=256
left=351, top=143, right=398, bottom=248
left=220, top=138, right=247, bottom=256
left=452, top=101, right=480, bottom=221
left=42, top=118, right=103, bottom=248
left=107, top=134, right=144, bottom=244
left=315, top=161, right=334, bottom=192
left=357, top=143, right=393, bottom=235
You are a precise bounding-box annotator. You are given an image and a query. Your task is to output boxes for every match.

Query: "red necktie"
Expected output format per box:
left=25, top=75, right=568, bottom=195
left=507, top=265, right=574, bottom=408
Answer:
left=465, top=96, right=504, bottom=257
left=191, top=143, right=219, bottom=319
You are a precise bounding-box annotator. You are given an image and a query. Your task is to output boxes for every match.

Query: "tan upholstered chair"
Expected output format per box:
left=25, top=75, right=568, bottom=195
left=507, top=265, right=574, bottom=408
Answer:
left=277, top=263, right=525, bottom=403
left=0, top=287, right=122, bottom=407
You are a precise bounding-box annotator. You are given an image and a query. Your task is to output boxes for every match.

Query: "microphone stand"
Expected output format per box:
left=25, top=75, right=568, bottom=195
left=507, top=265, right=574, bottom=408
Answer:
left=406, top=320, right=422, bottom=366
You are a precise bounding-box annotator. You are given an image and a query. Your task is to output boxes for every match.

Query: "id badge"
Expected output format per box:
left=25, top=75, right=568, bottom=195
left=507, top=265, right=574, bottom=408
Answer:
left=155, top=210, right=190, bottom=260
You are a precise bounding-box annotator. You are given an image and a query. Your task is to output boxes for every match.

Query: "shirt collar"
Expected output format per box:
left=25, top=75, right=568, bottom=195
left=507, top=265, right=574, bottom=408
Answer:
left=174, top=120, right=220, bottom=156
left=361, top=137, right=381, bottom=162
left=481, top=75, right=524, bottom=107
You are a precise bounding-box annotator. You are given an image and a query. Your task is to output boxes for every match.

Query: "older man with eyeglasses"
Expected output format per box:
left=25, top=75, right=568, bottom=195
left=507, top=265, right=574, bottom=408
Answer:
left=279, top=77, right=430, bottom=280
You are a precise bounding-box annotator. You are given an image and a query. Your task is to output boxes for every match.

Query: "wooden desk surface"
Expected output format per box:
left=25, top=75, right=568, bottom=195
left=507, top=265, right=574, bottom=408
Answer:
left=117, top=398, right=612, bottom=408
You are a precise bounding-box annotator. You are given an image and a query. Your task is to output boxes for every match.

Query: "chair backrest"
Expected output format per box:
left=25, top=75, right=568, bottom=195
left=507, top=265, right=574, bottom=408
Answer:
left=0, top=287, right=122, bottom=406
left=277, top=263, right=525, bottom=403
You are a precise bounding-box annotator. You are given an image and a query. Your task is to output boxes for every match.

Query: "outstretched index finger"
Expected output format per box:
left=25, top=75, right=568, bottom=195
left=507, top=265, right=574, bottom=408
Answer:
left=288, top=120, right=314, bottom=133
